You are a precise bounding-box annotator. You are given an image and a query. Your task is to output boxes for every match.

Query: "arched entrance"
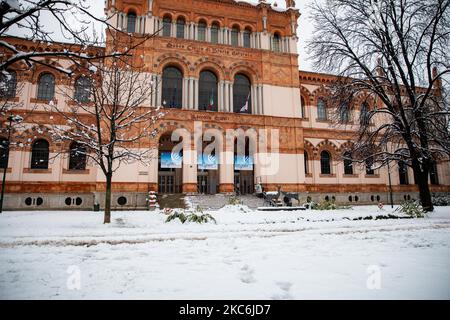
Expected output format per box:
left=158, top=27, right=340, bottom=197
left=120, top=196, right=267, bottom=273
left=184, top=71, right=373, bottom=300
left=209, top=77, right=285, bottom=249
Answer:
left=197, top=136, right=219, bottom=194
left=158, top=133, right=183, bottom=194
left=234, top=137, right=254, bottom=195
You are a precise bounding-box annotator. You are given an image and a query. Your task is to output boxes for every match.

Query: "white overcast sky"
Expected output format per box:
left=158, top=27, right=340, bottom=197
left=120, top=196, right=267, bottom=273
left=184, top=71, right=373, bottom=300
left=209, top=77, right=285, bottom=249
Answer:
left=8, top=0, right=317, bottom=71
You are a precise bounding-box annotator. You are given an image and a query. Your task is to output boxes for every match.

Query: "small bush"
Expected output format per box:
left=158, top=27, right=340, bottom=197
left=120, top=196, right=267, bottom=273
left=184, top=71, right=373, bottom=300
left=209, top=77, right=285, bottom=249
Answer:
left=311, top=199, right=351, bottom=210
left=432, top=194, right=450, bottom=206
left=165, top=207, right=217, bottom=224
left=165, top=211, right=187, bottom=223
left=395, top=200, right=426, bottom=218
left=228, top=196, right=242, bottom=205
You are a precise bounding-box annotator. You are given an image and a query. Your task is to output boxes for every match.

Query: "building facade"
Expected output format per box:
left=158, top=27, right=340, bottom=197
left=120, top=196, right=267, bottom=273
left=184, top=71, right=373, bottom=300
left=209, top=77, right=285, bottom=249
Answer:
left=1, top=0, right=449, bottom=210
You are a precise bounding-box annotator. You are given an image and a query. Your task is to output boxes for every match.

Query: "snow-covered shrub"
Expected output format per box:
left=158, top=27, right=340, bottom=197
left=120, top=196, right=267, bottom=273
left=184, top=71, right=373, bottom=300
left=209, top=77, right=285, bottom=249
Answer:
left=432, top=194, right=450, bottom=206
left=165, top=206, right=217, bottom=224
left=186, top=213, right=217, bottom=224
left=228, top=196, right=242, bottom=205
left=165, top=211, right=187, bottom=223
left=395, top=200, right=426, bottom=218
left=311, top=200, right=351, bottom=210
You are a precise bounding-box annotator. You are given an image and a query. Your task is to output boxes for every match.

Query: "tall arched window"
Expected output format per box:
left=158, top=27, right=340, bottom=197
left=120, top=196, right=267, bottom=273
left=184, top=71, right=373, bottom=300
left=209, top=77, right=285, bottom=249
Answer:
left=398, top=161, right=409, bottom=185
left=127, top=11, right=137, bottom=33
left=176, top=17, right=185, bottom=39
left=163, top=16, right=172, bottom=37
left=343, top=151, right=353, bottom=175
left=162, top=66, right=183, bottom=109
left=233, top=74, right=251, bottom=114
left=320, top=151, right=331, bottom=174
left=301, top=96, right=306, bottom=118
left=243, top=28, right=251, bottom=48
left=430, top=161, right=439, bottom=185
left=317, top=99, right=327, bottom=120
left=199, top=70, right=218, bottom=112
left=273, top=33, right=281, bottom=52
left=31, top=139, right=49, bottom=169
left=198, top=20, right=207, bottom=41
left=340, top=103, right=350, bottom=123
left=0, top=138, right=9, bottom=169
left=304, top=151, right=309, bottom=174
left=74, top=76, right=92, bottom=103
left=360, top=102, right=369, bottom=125
left=211, top=22, right=219, bottom=44
left=69, top=142, right=87, bottom=170
left=366, top=158, right=375, bottom=175
left=0, top=70, right=17, bottom=98
left=37, top=73, right=55, bottom=101
left=231, top=26, right=239, bottom=46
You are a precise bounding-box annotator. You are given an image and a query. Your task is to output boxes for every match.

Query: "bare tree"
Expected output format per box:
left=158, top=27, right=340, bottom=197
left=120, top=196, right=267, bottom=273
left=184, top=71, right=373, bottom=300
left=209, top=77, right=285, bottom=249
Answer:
left=0, top=0, right=152, bottom=76
left=48, top=54, right=163, bottom=224
left=307, top=0, right=450, bottom=211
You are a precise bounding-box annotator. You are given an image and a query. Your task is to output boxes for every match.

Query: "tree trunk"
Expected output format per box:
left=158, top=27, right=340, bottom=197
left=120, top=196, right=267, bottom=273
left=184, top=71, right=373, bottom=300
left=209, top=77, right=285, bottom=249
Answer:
left=104, top=173, right=112, bottom=224
left=412, top=160, right=434, bottom=212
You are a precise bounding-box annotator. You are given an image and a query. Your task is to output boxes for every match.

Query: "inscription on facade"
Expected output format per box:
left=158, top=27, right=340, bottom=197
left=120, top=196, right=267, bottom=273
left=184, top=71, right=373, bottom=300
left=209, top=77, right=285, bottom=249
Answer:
left=166, top=42, right=254, bottom=58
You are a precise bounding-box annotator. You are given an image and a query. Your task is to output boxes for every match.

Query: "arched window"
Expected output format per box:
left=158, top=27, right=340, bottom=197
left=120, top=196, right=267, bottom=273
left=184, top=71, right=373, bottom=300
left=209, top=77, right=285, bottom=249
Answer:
left=398, top=161, right=409, bottom=185
left=0, top=138, right=9, bottom=169
left=317, top=99, right=327, bottom=120
left=320, top=151, right=331, bottom=175
left=340, top=103, right=351, bottom=123
left=233, top=74, right=251, bottom=114
left=162, top=66, right=183, bottom=109
left=211, top=22, right=219, bottom=44
left=74, top=76, right=92, bottom=103
left=243, top=28, right=251, bottom=48
left=31, top=139, right=49, bottom=169
left=69, top=142, right=87, bottom=170
left=430, top=161, right=439, bottom=185
left=273, top=33, right=281, bottom=52
left=360, top=102, right=369, bottom=125
left=343, top=151, right=353, bottom=175
left=127, top=12, right=137, bottom=33
left=199, top=70, right=218, bottom=112
left=0, top=70, right=17, bottom=98
left=366, top=157, right=375, bottom=175
left=301, top=96, right=306, bottom=118
left=37, top=73, right=55, bottom=101
left=163, top=16, right=172, bottom=37
left=231, top=26, right=239, bottom=46
left=176, top=17, right=185, bottom=39
left=304, top=151, right=309, bottom=174
left=198, top=20, right=207, bottom=41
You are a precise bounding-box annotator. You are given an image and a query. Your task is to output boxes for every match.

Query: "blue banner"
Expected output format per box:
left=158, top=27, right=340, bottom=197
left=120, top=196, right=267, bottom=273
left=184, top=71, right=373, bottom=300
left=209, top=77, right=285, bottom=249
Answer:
left=234, top=155, right=253, bottom=171
left=198, top=153, right=218, bottom=170
left=160, top=151, right=182, bottom=169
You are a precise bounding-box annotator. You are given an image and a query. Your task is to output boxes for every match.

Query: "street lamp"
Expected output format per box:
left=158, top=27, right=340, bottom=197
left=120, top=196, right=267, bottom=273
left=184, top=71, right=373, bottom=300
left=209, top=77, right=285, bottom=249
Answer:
left=0, top=114, right=21, bottom=213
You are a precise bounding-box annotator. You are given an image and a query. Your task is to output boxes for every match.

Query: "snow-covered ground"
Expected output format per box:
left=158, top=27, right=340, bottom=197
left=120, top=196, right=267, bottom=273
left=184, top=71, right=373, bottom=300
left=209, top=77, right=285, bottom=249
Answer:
left=0, top=205, right=449, bottom=299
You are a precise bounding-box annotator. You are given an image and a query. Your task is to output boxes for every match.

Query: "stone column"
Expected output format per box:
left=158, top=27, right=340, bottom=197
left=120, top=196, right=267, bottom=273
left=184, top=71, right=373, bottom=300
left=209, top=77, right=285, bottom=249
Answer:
left=194, top=78, right=199, bottom=110
left=171, top=21, right=176, bottom=37
left=218, top=81, right=224, bottom=112
left=182, top=149, right=198, bottom=193
left=182, top=78, right=188, bottom=109
left=219, top=150, right=235, bottom=193
left=206, top=26, right=211, bottom=42
left=229, top=82, right=234, bottom=113
left=239, top=31, right=243, bottom=46
left=224, top=81, right=229, bottom=112
left=251, top=85, right=256, bottom=115
left=188, top=78, right=194, bottom=109
left=218, top=28, right=223, bottom=44
left=156, top=74, right=162, bottom=107
left=258, top=85, right=264, bottom=115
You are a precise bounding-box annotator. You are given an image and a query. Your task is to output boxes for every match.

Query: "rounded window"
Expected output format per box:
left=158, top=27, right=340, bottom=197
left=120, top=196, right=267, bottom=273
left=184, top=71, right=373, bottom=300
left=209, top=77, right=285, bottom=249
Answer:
left=117, top=196, right=127, bottom=206
left=25, top=197, right=32, bottom=206
left=75, top=197, right=83, bottom=206
left=36, top=197, right=43, bottom=206
left=65, top=197, right=72, bottom=206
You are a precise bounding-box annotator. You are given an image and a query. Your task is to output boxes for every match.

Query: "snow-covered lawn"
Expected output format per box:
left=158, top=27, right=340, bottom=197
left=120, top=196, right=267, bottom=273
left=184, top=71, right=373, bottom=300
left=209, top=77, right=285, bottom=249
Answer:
left=0, top=205, right=449, bottom=299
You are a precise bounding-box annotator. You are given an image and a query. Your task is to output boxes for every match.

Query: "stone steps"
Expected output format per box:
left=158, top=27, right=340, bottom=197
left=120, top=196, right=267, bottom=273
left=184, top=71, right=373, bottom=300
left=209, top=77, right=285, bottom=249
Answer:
left=185, top=194, right=266, bottom=210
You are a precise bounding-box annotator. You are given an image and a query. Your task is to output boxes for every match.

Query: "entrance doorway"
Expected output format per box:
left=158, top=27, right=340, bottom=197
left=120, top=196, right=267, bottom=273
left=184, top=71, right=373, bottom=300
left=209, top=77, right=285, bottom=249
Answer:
left=197, top=170, right=218, bottom=194
left=234, top=170, right=254, bottom=195
left=158, top=134, right=183, bottom=194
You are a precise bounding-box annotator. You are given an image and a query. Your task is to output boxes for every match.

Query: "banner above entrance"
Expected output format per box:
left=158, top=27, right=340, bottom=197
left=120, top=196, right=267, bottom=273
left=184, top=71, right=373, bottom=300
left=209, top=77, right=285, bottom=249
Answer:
left=198, top=153, right=218, bottom=170
left=161, top=151, right=182, bottom=169
left=235, top=155, right=253, bottom=171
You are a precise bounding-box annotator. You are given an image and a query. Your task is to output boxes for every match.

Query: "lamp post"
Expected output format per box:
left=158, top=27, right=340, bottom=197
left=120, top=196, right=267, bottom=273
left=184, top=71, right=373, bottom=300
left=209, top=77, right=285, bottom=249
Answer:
left=0, top=115, right=21, bottom=213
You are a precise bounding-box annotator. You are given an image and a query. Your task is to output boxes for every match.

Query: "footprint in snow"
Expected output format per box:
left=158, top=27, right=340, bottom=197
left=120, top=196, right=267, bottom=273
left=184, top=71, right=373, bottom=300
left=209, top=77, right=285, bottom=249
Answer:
left=239, top=264, right=256, bottom=284
left=271, top=281, right=294, bottom=300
